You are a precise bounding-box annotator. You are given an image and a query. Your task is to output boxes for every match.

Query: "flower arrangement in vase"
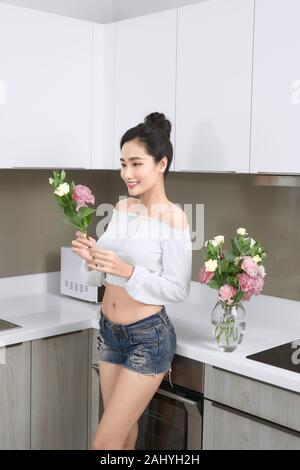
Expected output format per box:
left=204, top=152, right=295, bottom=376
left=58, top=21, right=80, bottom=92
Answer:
left=199, top=228, right=267, bottom=352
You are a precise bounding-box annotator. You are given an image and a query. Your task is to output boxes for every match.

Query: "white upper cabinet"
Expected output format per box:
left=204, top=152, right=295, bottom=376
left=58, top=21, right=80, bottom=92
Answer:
left=113, top=10, right=177, bottom=171
left=0, top=4, right=93, bottom=169
left=175, top=0, right=254, bottom=173
left=91, top=23, right=114, bottom=169
left=250, top=0, right=300, bottom=174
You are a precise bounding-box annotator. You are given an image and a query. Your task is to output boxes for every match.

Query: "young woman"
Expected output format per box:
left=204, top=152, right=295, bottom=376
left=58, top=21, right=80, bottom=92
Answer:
left=72, top=112, right=192, bottom=450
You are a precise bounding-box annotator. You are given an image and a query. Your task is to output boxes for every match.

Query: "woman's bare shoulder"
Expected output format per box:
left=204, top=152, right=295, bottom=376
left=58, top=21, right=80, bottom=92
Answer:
left=166, top=204, right=189, bottom=230
left=114, top=197, right=138, bottom=212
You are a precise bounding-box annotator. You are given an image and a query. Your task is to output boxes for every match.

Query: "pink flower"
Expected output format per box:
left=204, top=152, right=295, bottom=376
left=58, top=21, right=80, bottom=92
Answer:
left=218, top=284, right=237, bottom=305
left=257, top=264, right=266, bottom=278
left=72, top=185, right=95, bottom=212
left=241, top=256, right=259, bottom=277
left=237, top=272, right=264, bottom=302
left=237, top=272, right=253, bottom=292
left=251, top=275, right=264, bottom=295
left=199, top=265, right=215, bottom=284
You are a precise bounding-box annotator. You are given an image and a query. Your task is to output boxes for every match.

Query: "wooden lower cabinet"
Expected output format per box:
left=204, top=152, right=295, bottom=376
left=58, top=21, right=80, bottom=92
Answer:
left=31, top=330, right=89, bottom=449
left=203, top=362, right=300, bottom=450
left=0, top=342, right=31, bottom=449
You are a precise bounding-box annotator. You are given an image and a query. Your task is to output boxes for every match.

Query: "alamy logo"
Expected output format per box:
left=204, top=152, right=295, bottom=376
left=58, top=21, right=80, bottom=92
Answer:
left=291, top=339, right=300, bottom=365
left=95, top=201, right=205, bottom=250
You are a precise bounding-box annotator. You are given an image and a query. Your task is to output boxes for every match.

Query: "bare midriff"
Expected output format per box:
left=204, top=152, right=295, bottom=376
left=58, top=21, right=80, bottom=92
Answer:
left=101, top=283, right=163, bottom=325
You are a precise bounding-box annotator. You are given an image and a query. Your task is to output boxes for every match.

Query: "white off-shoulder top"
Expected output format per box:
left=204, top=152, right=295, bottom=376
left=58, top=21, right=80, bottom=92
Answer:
left=80, top=208, right=192, bottom=305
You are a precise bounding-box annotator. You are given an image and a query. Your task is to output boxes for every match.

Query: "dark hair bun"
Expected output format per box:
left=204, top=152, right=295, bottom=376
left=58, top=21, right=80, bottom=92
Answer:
left=144, top=112, right=171, bottom=139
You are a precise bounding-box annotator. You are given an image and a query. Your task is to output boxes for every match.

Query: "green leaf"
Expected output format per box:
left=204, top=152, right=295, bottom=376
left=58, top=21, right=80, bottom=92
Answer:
left=85, top=213, right=94, bottom=225
left=207, top=278, right=220, bottom=290
left=77, top=207, right=96, bottom=221
left=235, top=290, right=244, bottom=304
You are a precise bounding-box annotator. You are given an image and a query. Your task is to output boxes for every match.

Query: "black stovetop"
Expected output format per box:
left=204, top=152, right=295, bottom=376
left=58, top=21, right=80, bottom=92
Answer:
left=246, top=339, right=300, bottom=374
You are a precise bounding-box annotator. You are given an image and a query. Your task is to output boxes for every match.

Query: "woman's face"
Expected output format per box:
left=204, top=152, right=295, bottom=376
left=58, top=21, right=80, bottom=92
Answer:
left=120, top=139, right=166, bottom=195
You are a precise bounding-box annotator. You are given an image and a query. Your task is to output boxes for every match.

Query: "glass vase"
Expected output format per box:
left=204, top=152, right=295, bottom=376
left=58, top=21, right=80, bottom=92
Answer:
left=211, top=300, right=246, bottom=352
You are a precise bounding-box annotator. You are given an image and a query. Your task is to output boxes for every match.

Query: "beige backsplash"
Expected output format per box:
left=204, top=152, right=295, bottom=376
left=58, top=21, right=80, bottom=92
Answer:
left=1, top=169, right=299, bottom=302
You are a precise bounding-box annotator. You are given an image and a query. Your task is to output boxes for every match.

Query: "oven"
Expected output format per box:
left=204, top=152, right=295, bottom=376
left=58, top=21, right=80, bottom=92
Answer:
left=92, top=353, right=204, bottom=450
left=135, top=354, right=204, bottom=450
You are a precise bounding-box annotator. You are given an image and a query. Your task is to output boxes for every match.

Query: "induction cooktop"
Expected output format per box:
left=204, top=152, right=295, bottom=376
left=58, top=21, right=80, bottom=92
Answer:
left=246, top=339, right=300, bottom=374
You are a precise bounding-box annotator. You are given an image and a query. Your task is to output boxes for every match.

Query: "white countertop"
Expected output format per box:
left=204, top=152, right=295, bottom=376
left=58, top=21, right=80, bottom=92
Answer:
left=0, top=272, right=300, bottom=393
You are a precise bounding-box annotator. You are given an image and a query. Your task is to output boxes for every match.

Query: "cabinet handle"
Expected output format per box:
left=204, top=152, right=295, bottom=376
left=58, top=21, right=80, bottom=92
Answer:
left=257, top=171, right=300, bottom=175
left=42, top=330, right=83, bottom=340
left=177, top=169, right=237, bottom=173
left=11, top=166, right=87, bottom=169
left=92, top=361, right=100, bottom=375
left=157, top=387, right=202, bottom=408
left=211, top=401, right=300, bottom=437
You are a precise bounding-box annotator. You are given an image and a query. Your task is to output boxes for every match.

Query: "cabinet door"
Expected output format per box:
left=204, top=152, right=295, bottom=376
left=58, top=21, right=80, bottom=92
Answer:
left=92, top=23, right=114, bottom=169
left=250, top=0, right=300, bottom=174
left=0, top=4, right=92, bottom=169
left=0, top=342, right=30, bottom=449
left=113, top=10, right=177, bottom=170
left=31, top=330, right=89, bottom=450
left=175, top=0, right=254, bottom=173
left=203, top=399, right=300, bottom=450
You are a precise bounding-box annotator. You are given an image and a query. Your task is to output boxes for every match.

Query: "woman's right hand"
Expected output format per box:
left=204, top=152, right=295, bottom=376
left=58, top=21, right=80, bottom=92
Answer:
left=71, top=231, right=97, bottom=263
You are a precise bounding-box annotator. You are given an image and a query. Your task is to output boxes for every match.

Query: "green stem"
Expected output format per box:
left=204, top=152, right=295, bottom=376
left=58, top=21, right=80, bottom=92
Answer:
left=214, top=311, right=237, bottom=345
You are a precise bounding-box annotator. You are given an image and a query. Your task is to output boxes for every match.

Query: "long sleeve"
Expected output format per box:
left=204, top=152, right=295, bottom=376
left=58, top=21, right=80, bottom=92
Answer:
left=80, top=258, right=105, bottom=287
left=123, top=229, right=192, bottom=305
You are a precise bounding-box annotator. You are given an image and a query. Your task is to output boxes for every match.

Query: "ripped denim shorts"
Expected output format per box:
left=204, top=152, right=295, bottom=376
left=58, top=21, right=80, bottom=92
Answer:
left=97, top=305, right=177, bottom=388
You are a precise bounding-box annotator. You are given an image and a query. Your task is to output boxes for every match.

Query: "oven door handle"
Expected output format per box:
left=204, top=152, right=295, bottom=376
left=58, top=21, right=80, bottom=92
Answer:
left=156, top=386, right=201, bottom=407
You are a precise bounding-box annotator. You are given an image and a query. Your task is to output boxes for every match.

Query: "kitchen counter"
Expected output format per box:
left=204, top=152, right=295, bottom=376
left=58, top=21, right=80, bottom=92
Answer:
left=0, top=272, right=299, bottom=393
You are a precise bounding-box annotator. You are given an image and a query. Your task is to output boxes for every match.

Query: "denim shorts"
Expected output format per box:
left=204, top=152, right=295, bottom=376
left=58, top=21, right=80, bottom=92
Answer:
left=97, top=305, right=177, bottom=388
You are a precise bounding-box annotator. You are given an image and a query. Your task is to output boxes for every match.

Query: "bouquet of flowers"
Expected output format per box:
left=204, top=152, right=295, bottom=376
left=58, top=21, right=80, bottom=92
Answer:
left=199, top=227, right=267, bottom=350
left=49, top=169, right=96, bottom=237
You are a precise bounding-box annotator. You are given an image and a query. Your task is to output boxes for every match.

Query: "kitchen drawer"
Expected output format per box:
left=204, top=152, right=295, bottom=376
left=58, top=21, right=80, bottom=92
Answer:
left=203, top=399, right=300, bottom=450
left=204, top=364, right=300, bottom=432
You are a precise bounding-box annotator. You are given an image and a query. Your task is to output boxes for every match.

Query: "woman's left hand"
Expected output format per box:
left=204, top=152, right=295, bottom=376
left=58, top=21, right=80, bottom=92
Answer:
left=88, top=246, right=134, bottom=279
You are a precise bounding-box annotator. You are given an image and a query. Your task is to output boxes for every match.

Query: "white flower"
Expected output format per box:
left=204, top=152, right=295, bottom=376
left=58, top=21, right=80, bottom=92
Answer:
left=234, top=256, right=241, bottom=266
left=49, top=177, right=54, bottom=185
left=54, top=182, right=70, bottom=197
left=252, top=255, right=262, bottom=263
left=205, top=259, right=218, bottom=272
left=237, top=227, right=247, bottom=236
left=204, top=240, right=208, bottom=247
left=212, top=235, right=224, bottom=246
left=250, top=238, right=256, bottom=248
